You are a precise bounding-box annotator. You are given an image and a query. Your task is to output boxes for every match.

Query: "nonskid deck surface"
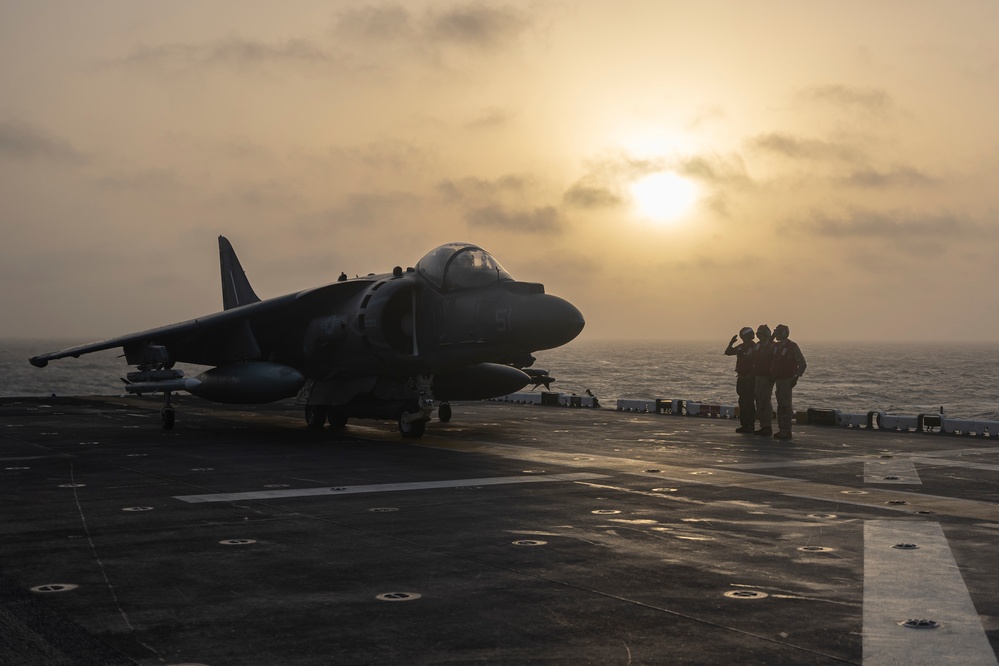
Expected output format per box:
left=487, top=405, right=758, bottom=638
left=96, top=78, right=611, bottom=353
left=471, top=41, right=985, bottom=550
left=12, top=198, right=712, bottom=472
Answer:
left=1, top=396, right=997, bottom=665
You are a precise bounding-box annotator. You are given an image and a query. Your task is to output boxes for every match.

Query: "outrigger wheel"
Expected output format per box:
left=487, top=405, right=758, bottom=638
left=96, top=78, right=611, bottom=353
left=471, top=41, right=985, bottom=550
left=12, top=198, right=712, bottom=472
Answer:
left=438, top=402, right=452, bottom=422
left=161, top=406, right=175, bottom=430
left=161, top=392, right=175, bottom=430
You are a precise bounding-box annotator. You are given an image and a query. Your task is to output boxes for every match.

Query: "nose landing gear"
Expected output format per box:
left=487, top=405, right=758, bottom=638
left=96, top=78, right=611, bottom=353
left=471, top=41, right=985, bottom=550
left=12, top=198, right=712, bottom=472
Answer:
left=398, top=409, right=427, bottom=438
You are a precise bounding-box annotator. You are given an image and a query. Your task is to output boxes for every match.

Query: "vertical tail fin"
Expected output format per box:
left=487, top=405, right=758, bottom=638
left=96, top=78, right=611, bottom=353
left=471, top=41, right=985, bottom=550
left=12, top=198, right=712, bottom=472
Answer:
left=219, top=236, right=261, bottom=310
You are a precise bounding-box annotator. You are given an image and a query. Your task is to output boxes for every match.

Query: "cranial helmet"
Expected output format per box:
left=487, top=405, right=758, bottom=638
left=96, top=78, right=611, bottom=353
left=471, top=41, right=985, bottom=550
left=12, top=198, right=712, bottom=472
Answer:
left=774, top=324, right=789, bottom=340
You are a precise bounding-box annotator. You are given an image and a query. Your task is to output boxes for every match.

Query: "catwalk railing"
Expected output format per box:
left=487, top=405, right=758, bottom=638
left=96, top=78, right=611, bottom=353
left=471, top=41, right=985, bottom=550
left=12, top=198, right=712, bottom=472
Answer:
left=490, top=392, right=999, bottom=437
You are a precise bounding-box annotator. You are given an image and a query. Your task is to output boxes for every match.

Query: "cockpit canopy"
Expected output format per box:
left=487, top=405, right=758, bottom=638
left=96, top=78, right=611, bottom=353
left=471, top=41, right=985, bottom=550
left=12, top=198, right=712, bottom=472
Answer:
left=416, top=243, right=513, bottom=291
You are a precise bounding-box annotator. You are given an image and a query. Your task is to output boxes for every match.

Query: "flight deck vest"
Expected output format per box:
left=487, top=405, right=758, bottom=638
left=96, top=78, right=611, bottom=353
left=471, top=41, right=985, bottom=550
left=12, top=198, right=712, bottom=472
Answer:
left=771, top=340, right=801, bottom=379
left=751, top=342, right=773, bottom=377
left=735, top=344, right=754, bottom=375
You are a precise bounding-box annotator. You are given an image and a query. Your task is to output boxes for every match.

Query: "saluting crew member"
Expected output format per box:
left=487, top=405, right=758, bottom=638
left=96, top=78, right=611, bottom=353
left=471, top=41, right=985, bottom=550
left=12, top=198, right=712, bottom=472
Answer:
left=770, top=324, right=807, bottom=440
left=724, top=327, right=757, bottom=433
left=752, top=324, right=775, bottom=436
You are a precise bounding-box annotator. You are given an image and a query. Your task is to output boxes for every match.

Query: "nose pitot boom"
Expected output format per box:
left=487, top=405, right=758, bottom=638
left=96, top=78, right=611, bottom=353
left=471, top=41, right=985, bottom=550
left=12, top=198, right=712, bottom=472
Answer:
left=512, top=294, right=585, bottom=351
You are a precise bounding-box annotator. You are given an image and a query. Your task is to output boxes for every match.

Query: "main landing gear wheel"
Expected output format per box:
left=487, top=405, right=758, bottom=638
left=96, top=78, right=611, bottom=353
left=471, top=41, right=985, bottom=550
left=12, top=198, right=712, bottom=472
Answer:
left=438, top=402, right=452, bottom=422
left=328, top=408, right=348, bottom=430
left=304, top=405, right=328, bottom=429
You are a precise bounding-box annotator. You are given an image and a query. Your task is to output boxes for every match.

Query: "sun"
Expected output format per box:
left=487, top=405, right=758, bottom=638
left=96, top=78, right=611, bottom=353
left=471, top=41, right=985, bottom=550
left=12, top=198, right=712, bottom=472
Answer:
left=629, top=171, right=699, bottom=222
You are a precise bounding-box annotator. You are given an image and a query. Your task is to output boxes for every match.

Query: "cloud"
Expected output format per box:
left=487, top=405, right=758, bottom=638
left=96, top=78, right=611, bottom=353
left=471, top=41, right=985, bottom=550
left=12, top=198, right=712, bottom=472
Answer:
left=749, top=132, right=864, bottom=162
left=438, top=174, right=562, bottom=234
left=221, top=178, right=304, bottom=210
left=112, top=4, right=535, bottom=82
left=115, top=36, right=340, bottom=74
left=560, top=152, right=664, bottom=208
left=332, top=3, right=533, bottom=59
left=839, top=166, right=939, bottom=188
left=95, top=168, right=185, bottom=193
left=0, top=119, right=88, bottom=164
left=436, top=174, right=535, bottom=204
left=215, top=138, right=278, bottom=163
left=304, top=191, right=421, bottom=231
left=796, top=84, right=893, bottom=114
left=686, top=104, right=727, bottom=130
left=561, top=150, right=751, bottom=213
left=677, top=154, right=752, bottom=188
left=333, top=5, right=414, bottom=41
left=426, top=4, right=530, bottom=50
left=464, top=107, right=516, bottom=130
left=792, top=208, right=980, bottom=240
left=465, top=204, right=561, bottom=234
left=326, top=139, right=433, bottom=172
left=562, top=183, right=622, bottom=209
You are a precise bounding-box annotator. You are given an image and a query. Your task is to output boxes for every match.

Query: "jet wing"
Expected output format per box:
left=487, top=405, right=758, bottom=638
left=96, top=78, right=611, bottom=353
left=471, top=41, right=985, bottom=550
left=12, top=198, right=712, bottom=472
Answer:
left=29, top=279, right=374, bottom=369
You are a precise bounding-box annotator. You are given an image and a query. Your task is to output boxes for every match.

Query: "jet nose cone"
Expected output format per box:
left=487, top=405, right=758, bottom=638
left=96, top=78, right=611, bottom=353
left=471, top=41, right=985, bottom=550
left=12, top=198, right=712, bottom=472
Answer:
left=514, top=294, right=585, bottom=351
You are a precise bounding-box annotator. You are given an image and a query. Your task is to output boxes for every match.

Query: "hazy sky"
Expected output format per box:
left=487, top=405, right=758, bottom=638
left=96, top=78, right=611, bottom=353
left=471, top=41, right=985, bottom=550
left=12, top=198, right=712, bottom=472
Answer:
left=3, top=1, right=998, bottom=344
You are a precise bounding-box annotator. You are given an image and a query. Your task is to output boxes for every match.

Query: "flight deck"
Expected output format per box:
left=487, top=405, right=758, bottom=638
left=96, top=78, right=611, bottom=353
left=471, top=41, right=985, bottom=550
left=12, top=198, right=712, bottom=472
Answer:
left=1, top=396, right=998, bottom=665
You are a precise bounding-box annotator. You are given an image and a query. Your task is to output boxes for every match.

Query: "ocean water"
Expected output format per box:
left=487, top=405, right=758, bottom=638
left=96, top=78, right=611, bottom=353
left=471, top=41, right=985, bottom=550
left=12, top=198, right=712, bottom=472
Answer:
left=2, top=339, right=210, bottom=400
left=533, top=340, right=999, bottom=421
left=3, top=338, right=998, bottom=421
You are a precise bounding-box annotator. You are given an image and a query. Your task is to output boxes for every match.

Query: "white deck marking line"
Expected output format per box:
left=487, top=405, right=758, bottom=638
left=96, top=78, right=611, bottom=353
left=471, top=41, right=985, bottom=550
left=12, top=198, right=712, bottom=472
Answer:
left=722, top=446, right=999, bottom=471
left=908, top=457, right=999, bottom=472
left=413, top=439, right=997, bottom=519
left=723, top=456, right=877, bottom=470
left=864, top=459, right=921, bottom=485
left=863, top=520, right=997, bottom=666
left=0, top=455, right=74, bottom=462
left=173, top=472, right=608, bottom=504
left=915, top=446, right=999, bottom=458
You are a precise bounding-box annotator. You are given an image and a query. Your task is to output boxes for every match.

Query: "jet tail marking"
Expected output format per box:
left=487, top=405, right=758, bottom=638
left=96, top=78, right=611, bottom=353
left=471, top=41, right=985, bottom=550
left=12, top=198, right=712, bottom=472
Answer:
left=219, top=236, right=260, bottom=310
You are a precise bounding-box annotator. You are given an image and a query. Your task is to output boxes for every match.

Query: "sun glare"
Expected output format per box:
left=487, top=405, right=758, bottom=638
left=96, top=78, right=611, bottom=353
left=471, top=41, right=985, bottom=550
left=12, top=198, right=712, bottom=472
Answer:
left=630, top=171, right=699, bottom=221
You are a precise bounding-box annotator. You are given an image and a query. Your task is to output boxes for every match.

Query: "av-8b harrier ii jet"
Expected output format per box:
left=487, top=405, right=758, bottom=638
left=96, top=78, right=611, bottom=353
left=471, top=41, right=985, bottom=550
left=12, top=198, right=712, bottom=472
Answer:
left=30, top=237, right=585, bottom=437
